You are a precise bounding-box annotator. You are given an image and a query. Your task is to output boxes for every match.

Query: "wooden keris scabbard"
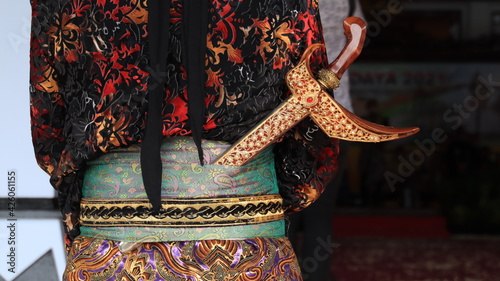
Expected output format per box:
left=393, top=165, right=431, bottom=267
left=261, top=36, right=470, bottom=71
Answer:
left=213, top=18, right=419, bottom=166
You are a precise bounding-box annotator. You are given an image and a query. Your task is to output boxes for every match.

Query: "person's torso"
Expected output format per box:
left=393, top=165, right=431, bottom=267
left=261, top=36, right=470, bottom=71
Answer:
left=50, top=0, right=322, bottom=157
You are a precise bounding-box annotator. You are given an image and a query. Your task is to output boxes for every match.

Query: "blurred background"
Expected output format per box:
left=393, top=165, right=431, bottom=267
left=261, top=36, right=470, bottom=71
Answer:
left=339, top=0, right=500, bottom=234
left=292, top=0, right=500, bottom=280
left=1, top=0, right=499, bottom=280
left=327, top=0, right=500, bottom=235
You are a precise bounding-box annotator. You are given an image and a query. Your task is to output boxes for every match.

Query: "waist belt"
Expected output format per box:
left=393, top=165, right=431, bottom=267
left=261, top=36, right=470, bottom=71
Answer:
left=80, top=194, right=284, bottom=227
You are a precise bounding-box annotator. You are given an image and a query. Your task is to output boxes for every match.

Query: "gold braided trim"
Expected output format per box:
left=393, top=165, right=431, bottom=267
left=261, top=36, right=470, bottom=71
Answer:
left=80, top=194, right=284, bottom=227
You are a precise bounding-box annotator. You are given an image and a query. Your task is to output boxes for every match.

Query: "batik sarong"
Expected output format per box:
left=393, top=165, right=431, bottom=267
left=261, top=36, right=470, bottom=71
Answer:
left=64, top=137, right=302, bottom=280
left=64, top=236, right=302, bottom=280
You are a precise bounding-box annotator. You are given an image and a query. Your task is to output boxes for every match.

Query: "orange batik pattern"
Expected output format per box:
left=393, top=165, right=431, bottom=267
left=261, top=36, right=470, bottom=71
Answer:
left=64, top=236, right=302, bottom=281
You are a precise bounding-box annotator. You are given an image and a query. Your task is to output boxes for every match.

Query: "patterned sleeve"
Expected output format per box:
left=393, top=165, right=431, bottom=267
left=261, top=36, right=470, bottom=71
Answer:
left=30, top=0, right=65, bottom=177
left=275, top=0, right=340, bottom=214
left=30, top=0, right=82, bottom=246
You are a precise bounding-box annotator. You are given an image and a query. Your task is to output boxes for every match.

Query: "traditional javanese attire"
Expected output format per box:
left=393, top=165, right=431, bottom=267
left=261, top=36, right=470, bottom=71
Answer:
left=30, top=0, right=338, bottom=279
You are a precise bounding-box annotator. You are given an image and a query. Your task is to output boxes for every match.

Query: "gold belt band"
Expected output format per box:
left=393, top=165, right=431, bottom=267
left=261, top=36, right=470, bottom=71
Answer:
left=80, top=194, right=284, bottom=227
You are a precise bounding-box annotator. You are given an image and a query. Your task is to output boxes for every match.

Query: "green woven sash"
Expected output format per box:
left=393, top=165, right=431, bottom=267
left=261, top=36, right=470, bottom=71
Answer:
left=80, top=137, right=284, bottom=242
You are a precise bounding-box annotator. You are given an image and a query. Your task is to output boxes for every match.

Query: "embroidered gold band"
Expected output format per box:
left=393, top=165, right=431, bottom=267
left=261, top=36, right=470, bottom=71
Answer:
left=80, top=194, right=284, bottom=227
left=317, top=69, right=341, bottom=89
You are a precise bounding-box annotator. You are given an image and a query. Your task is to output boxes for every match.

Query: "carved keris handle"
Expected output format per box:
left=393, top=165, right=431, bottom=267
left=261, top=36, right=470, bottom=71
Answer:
left=318, top=17, right=366, bottom=89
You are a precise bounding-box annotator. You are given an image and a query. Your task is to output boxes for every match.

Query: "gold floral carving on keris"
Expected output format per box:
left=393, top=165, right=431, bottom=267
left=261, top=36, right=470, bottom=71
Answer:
left=214, top=44, right=419, bottom=166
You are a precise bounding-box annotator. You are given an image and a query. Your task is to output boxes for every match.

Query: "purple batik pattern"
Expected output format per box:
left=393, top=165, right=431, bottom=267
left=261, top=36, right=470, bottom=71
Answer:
left=64, top=236, right=303, bottom=281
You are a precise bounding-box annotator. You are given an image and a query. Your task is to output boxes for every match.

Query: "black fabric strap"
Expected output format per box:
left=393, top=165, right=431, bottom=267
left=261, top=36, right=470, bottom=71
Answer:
left=142, top=0, right=207, bottom=211
left=183, top=0, right=208, bottom=165
left=142, top=0, right=171, bottom=211
left=348, top=0, right=356, bottom=17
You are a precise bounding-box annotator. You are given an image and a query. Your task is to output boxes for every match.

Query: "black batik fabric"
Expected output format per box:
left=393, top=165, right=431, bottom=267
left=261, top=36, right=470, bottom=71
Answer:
left=30, top=0, right=339, bottom=246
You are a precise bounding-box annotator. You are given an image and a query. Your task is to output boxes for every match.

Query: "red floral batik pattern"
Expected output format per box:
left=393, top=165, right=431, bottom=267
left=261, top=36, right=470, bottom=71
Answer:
left=30, top=0, right=339, bottom=245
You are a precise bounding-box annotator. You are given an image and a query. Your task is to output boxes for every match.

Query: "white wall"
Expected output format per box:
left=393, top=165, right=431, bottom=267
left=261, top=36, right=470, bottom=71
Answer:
left=0, top=1, right=56, bottom=198
left=0, top=3, right=66, bottom=280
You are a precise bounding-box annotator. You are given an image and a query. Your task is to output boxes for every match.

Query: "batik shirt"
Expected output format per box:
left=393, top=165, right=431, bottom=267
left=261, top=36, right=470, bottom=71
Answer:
left=30, top=0, right=339, bottom=245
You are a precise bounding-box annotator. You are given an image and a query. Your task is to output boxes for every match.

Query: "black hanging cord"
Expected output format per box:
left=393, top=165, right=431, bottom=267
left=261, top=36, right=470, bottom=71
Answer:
left=142, top=0, right=207, bottom=211
left=348, top=0, right=356, bottom=17
left=141, top=0, right=170, bottom=212
left=183, top=0, right=208, bottom=165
